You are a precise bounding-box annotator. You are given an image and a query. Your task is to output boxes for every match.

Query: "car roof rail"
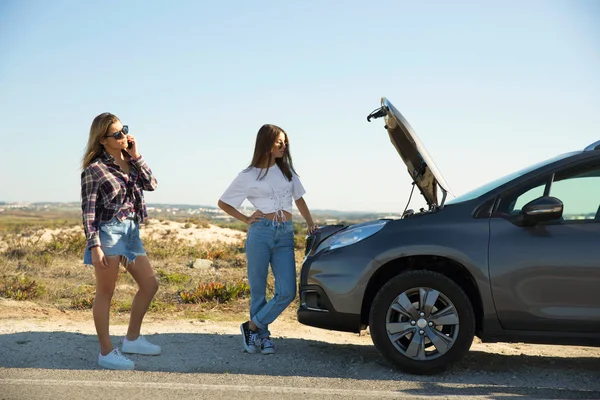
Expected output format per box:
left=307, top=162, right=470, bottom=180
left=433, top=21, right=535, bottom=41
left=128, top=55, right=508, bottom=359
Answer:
left=584, top=140, right=600, bottom=151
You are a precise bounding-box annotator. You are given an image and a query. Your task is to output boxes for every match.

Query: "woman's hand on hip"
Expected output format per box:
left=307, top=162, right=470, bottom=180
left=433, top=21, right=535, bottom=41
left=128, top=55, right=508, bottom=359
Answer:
left=245, top=210, right=264, bottom=225
left=91, top=246, right=109, bottom=269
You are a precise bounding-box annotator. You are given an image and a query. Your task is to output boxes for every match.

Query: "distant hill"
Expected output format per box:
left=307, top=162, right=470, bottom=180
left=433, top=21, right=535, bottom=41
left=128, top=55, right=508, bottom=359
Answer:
left=0, top=201, right=400, bottom=221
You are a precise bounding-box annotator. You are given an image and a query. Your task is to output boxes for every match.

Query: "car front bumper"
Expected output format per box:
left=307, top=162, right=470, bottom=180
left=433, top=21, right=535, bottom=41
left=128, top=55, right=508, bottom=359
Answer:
left=297, top=284, right=363, bottom=333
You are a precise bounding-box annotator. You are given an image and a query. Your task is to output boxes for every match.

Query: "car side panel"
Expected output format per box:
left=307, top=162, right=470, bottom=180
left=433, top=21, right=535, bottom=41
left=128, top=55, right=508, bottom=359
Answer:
left=489, top=219, right=600, bottom=332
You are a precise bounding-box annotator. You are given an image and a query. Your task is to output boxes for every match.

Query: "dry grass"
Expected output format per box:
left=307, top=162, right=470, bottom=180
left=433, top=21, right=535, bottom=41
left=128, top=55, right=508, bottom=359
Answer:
left=0, top=217, right=308, bottom=320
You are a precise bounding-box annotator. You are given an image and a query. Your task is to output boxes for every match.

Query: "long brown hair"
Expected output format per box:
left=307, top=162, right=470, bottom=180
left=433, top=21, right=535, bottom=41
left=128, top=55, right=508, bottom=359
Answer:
left=249, top=124, right=297, bottom=181
left=82, top=112, right=119, bottom=169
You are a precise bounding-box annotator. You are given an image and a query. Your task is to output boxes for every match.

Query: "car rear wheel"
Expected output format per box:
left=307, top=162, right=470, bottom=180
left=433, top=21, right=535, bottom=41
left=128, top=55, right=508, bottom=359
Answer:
left=369, top=270, right=475, bottom=374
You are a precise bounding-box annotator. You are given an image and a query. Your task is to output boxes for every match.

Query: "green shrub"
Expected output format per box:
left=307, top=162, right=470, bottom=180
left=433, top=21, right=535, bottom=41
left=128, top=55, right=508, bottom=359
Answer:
left=69, top=285, right=96, bottom=309
left=0, top=275, right=45, bottom=300
left=145, top=236, right=242, bottom=261
left=183, top=217, right=210, bottom=229
left=45, top=232, right=86, bottom=256
left=179, top=281, right=250, bottom=304
left=156, top=269, right=190, bottom=285
left=70, top=294, right=95, bottom=309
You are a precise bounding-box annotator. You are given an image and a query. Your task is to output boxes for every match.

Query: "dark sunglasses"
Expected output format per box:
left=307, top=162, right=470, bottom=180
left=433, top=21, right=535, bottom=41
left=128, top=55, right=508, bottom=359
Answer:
left=276, top=141, right=288, bottom=149
left=105, top=125, right=129, bottom=140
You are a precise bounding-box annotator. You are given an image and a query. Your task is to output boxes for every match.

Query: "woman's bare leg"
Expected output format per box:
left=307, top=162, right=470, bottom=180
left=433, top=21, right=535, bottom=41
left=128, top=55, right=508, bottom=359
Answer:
left=93, top=256, right=121, bottom=355
left=124, top=256, right=159, bottom=340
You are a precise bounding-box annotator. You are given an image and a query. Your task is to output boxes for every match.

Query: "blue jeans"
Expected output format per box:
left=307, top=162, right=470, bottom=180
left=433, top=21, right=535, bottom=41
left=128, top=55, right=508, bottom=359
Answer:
left=245, top=219, right=296, bottom=339
left=83, top=214, right=146, bottom=265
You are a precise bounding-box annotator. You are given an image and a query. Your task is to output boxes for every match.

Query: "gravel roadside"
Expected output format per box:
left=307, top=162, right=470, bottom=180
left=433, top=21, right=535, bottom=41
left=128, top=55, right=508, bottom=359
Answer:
left=1, top=308, right=599, bottom=399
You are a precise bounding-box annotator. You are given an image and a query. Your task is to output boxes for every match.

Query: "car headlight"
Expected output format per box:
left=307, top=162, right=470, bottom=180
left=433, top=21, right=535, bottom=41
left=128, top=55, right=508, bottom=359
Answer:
left=314, top=220, right=388, bottom=254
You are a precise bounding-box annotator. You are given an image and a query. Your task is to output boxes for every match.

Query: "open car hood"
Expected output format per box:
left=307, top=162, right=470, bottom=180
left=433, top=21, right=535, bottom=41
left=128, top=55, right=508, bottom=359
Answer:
left=367, top=97, right=453, bottom=209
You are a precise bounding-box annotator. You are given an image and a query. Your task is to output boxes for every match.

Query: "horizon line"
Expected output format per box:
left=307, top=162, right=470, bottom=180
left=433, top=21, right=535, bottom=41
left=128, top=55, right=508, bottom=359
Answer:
left=0, top=200, right=404, bottom=215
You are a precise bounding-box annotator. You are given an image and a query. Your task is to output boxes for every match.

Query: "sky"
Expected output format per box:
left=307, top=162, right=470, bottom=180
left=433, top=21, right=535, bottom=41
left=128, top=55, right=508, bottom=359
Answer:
left=0, top=0, right=598, bottom=213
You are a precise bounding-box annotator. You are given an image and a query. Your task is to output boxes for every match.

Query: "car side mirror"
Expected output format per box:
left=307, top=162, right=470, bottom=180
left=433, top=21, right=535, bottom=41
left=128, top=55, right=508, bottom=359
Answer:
left=519, top=196, right=563, bottom=226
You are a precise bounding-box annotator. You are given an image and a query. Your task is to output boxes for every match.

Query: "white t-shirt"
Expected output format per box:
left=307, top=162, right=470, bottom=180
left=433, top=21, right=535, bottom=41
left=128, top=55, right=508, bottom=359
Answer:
left=219, top=164, right=306, bottom=214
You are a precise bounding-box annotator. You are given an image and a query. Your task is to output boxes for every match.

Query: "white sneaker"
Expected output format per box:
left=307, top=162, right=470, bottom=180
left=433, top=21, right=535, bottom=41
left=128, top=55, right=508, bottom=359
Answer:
left=260, top=337, right=275, bottom=355
left=122, top=335, right=161, bottom=355
left=98, top=348, right=134, bottom=370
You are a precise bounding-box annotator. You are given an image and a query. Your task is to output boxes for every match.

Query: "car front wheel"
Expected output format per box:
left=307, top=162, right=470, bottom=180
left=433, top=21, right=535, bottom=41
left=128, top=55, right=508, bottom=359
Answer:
left=369, top=270, right=475, bottom=374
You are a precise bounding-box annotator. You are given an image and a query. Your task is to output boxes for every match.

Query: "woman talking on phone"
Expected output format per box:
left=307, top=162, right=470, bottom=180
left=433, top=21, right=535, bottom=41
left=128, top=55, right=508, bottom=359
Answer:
left=81, top=112, right=160, bottom=370
left=218, top=124, right=318, bottom=355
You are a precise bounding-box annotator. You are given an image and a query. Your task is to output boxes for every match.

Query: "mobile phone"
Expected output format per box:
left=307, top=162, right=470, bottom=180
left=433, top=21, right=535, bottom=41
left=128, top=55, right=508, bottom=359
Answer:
left=128, top=140, right=133, bottom=149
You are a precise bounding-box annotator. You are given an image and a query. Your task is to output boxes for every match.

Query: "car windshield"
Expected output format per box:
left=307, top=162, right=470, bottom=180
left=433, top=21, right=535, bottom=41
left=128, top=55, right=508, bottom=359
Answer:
left=446, top=151, right=580, bottom=205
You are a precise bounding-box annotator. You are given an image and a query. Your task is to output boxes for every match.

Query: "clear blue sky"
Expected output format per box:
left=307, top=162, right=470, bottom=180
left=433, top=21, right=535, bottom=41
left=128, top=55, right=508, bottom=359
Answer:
left=1, top=0, right=598, bottom=212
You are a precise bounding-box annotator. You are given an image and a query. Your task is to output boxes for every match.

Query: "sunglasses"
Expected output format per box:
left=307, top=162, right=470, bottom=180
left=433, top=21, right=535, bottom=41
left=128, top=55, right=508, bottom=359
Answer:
left=276, top=141, right=288, bottom=149
left=105, top=125, right=129, bottom=140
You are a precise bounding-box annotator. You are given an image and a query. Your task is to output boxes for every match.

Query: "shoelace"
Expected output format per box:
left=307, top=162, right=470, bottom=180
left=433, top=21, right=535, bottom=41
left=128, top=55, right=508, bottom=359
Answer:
left=253, top=333, right=262, bottom=346
left=246, top=329, right=259, bottom=345
left=261, top=338, right=273, bottom=348
left=112, top=349, right=129, bottom=361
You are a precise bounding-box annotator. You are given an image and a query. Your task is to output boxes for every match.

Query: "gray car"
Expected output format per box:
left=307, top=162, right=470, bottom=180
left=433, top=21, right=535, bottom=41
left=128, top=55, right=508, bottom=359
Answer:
left=298, top=97, right=600, bottom=374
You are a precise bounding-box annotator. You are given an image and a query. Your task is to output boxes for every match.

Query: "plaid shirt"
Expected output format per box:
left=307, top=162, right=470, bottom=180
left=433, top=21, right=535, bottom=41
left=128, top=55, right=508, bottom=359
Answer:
left=81, top=151, right=157, bottom=249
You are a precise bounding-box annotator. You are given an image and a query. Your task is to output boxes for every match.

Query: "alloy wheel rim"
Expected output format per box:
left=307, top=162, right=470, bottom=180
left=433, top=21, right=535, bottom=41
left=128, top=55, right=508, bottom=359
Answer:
left=385, top=287, right=460, bottom=361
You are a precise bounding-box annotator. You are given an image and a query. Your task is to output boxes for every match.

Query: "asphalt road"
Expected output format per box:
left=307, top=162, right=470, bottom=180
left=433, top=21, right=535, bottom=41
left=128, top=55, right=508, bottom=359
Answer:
left=1, top=319, right=599, bottom=399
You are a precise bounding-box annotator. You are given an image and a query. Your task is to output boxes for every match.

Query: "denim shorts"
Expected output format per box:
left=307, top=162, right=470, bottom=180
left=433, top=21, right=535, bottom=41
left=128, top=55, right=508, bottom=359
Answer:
left=83, top=215, right=146, bottom=266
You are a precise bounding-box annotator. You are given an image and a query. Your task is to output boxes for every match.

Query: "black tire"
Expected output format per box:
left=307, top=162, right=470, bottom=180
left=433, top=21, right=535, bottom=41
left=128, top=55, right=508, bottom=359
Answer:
left=369, top=270, right=475, bottom=375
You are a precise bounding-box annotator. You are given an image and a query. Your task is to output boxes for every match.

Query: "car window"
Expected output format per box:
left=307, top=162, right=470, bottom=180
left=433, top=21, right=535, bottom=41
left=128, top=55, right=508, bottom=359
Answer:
left=497, top=165, right=600, bottom=221
left=512, top=184, right=545, bottom=214
left=550, top=170, right=600, bottom=220
left=497, top=180, right=547, bottom=216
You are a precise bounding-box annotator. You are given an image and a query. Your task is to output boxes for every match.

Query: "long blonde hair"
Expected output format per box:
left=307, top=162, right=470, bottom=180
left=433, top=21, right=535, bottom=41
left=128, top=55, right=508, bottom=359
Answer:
left=82, top=112, right=119, bottom=169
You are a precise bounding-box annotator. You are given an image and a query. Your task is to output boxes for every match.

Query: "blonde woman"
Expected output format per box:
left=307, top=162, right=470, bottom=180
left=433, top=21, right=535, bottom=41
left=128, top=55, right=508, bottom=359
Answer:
left=218, top=124, right=318, bottom=355
left=81, top=112, right=160, bottom=370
